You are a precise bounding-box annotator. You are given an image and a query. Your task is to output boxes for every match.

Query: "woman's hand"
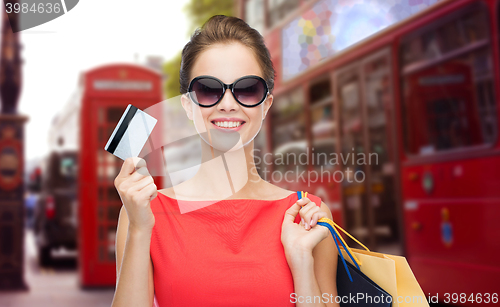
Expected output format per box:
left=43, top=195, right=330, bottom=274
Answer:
left=281, top=197, right=329, bottom=266
left=114, top=157, right=157, bottom=232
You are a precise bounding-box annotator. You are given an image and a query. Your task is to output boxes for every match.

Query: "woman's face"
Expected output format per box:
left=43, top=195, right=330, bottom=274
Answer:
left=181, top=42, right=273, bottom=152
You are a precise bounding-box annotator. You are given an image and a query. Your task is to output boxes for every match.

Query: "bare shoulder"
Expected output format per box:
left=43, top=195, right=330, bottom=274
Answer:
left=320, top=201, right=333, bottom=219
left=158, top=179, right=196, bottom=200
left=257, top=180, right=296, bottom=200
left=157, top=186, right=174, bottom=198
left=159, top=180, right=296, bottom=200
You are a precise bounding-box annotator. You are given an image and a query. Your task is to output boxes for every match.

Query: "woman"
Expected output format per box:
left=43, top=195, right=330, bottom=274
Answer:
left=112, top=15, right=339, bottom=307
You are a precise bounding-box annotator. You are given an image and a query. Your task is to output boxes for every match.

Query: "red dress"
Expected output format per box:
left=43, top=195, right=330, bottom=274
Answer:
left=150, top=191, right=322, bottom=307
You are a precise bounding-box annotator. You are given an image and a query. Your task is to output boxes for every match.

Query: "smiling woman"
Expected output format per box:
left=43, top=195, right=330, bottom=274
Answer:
left=111, top=15, right=338, bottom=307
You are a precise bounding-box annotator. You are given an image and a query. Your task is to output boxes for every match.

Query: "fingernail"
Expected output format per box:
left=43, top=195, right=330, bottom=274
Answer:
left=301, top=217, right=304, bottom=225
left=310, top=220, right=314, bottom=227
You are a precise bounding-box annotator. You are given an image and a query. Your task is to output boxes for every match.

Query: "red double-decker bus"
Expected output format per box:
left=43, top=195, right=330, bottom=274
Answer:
left=241, top=0, right=500, bottom=301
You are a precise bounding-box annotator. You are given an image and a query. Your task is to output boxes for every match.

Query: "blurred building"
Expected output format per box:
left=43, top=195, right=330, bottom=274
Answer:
left=144, top=55, right=164, bottom=74
left=48, top=89, right=82, bottom=153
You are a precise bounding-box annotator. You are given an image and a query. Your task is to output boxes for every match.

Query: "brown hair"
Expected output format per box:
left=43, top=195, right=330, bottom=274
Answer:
left=179, top=15, right=275, bottom=94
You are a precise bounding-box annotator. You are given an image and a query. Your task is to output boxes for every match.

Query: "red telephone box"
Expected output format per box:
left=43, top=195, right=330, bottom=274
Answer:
left=77, top=64, right=163, bottom=287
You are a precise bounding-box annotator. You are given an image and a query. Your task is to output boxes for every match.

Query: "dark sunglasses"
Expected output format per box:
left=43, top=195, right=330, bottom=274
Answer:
left=187, top=75, right=269, bottom=108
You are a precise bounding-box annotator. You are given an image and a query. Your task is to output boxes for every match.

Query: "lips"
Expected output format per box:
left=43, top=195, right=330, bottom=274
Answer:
left=210, top=117, right=246, bottom=132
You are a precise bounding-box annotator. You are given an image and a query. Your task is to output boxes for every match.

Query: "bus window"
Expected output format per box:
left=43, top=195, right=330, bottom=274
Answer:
left=309, top=77, right=335, bottom=171
left=254, top=116, right=269, bottom=178
left=267, top=0, right=300, bottom=29
left=270, top=88, right=306, bottom=185
left=335, top=51, right=400, bottom=249
left=336, top=68, right=370, bottom=242
left=271, top=88, right=306, bottom=149
left=437, top=20, right=465, bottom=54
left=400, top=5, right=497, bottom=155
left=462, top=9, right=488, bottom=43
left=363, top=53, right=399, bottom=244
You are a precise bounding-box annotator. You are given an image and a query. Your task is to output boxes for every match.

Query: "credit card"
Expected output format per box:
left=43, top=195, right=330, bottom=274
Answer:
left=104, top=104, right=158, bottom=160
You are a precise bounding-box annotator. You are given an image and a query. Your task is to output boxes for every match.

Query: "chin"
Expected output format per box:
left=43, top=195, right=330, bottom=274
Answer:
left=194, top=118, right=261, bottom=151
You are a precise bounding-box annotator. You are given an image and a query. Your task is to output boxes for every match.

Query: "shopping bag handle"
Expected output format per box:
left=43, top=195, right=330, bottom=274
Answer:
left=296, top=191, right=369, bottom=253
left=297, top=191, right=370, bottom=282
left=321, top=219, right=357, bottom=282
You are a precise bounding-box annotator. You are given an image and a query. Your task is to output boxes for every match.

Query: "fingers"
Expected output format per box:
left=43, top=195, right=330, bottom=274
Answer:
left=129, top=167, right=151, bottom=181
left=117, top=172, right=150, bottom=192
left=117, top=157, right=143, bottom=178
left=284, top=197, right=324, bottom=229
left=283, top=202, right=301, bottom=224
left=115, top=158, right=149, bottom=189
left=130, top=175, right=154, bottom=192
left=133, top=182, right=157, bottom=204
left=309, top=211, right=327, bottom=229
left=298, top=198, right=315, bottom=216
left=298, top=199, right=326, bottom=230
left=287, top=197, right=314, bottom=228
left=134, top=163, right=150, bottom=177
left=296, top=197, right=311, bottom=207
left=134, top=157, right=147, bottom=170
left=150, top=188, right=158, bottom=201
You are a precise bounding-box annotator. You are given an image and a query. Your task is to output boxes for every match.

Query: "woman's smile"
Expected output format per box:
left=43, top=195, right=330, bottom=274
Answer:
left=210, top=117, right=246, bottom=132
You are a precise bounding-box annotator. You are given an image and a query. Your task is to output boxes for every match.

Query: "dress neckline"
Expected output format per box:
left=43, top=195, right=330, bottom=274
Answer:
left=157, top=191, right=297, bottom=203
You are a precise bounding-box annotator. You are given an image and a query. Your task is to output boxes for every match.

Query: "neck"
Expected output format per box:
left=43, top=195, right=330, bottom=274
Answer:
left=186, top=137, right=263, bottom=199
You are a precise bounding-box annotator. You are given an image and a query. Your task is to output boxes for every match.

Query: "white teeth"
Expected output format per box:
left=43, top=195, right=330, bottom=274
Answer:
left=214, top=121, right=242, bottom=128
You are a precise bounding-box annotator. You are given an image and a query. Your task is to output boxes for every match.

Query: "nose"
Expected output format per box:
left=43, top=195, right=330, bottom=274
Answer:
left=217, top=88, right=239, bottom=112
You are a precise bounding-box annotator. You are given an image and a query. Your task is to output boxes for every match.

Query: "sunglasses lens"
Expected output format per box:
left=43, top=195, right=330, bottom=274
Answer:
left=233, top=78, right=266, bottom=106
left=191, top=78, right=223, bottom=106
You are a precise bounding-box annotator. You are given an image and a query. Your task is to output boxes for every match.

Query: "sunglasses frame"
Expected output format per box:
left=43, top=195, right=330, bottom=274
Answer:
left=187, top=75, right=270, bottom=108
